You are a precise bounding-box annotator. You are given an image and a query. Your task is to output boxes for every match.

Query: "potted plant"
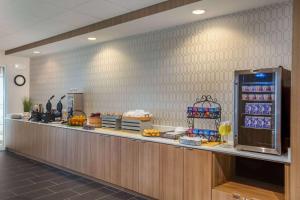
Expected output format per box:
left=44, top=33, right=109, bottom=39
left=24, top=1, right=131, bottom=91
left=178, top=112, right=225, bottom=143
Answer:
left=22, top=97, right=32, bottom=119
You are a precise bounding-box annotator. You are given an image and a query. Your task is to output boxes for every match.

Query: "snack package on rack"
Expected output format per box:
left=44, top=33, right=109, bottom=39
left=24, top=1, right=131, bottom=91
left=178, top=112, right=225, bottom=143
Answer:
left=187, top=106, right=221, bottom=119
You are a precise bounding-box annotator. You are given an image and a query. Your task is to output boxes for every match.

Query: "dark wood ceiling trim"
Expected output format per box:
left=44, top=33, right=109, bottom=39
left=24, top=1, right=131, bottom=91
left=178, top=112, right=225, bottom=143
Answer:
left=5, top=0, right=201, bottom=55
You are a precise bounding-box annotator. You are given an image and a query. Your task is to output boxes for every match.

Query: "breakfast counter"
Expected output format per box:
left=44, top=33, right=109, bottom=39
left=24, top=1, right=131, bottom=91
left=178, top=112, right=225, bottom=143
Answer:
left=6, top=118, right=291, bottom=164
left=5, top=118, right=290, bottom=200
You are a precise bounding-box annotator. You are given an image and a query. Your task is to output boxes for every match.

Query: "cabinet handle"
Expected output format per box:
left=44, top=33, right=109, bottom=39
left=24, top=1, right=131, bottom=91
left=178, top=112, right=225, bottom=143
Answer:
left=232, top=193, right=241, bottom=200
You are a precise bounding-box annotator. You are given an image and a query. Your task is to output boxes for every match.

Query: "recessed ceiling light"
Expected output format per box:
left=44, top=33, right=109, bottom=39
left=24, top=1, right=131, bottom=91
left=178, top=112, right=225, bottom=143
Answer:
left=192, top=9, right=206, bottom=15
left=88, top=37, right=96, bottom=41
left=33, top=51, right=40, bottom=54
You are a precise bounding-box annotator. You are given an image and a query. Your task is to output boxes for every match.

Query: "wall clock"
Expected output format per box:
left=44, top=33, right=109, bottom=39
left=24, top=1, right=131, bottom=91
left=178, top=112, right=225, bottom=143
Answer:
left=14, top=75, right=26, bottom=86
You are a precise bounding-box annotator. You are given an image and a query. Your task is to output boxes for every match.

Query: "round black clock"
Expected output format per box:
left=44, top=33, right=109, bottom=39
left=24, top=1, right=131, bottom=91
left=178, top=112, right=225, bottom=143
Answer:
left=14, top=75, right=26, bottom=86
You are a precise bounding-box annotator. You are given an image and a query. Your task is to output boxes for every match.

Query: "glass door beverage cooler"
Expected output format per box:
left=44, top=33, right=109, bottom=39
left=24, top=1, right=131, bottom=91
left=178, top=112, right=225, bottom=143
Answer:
left=234, top=67, right=290, bottom=155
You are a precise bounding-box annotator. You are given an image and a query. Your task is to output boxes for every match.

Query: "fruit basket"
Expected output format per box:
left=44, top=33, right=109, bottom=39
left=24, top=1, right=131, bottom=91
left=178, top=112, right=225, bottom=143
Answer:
left=68, top=114, right=87, bottom=127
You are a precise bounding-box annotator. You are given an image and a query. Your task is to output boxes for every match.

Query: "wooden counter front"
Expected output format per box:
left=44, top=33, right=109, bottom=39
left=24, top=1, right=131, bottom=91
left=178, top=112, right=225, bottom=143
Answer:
left=5, top=119, right=212, bottom=200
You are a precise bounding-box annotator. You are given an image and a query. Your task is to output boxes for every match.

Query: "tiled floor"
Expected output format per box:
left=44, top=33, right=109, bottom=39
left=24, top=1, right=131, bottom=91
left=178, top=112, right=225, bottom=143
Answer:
left=0, top=151, right=148, bottom=200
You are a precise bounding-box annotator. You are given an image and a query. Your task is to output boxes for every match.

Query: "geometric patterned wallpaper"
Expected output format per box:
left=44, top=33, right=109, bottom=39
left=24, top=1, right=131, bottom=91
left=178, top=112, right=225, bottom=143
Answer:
left=30, top=1, right=292, bottom=129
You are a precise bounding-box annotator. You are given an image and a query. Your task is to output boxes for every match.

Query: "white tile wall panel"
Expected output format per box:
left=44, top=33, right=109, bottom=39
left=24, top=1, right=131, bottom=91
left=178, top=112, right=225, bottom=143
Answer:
left=30, top=2, right=292, bottom=128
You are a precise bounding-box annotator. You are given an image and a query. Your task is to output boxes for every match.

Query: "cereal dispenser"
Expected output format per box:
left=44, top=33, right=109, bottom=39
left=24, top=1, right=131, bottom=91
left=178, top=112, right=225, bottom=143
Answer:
left=67, top=93, right=84, bottom=119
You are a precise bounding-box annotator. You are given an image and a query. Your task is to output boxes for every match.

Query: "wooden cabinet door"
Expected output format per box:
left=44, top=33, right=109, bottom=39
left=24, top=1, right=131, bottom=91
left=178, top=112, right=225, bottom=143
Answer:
left=80, top=132, right=92, bottom=175
left=22, top=122, right=33, bottom=156
left=46, top=126, right=56, bottom=163
left=13, top=121, right=21, bottom=152
left=65, top=129, right=85, bottom=172
left=54, top=127, right=67, bottom=166
left=46, top=127, right=66, bottom=166
left=7, top=121, right=34, bottom=156
left=40, top=125, right=50, bottom=161
left=15, top=121, right=26, bottom=153
left=31, top=123, right=41, bottom=159
left=31, top=124, right=49, bottom=160
left=5, top=120, right=24, bottom=152
left=22, top=122, right=32, bottom=155
left=88, top=135, right=120, bottom=184
left=184, top=148, right=212, bottom=200
left=85, top=133, right=98, bottom=177
left=120, top=138, right=139, bottom=191
left=160, top=144, right=184, bottom=200
left=110, top=136, right=121, bottom=185
left=68, top=129, right=92, bottom=174
left=27, top=123, right=38, bottom=158
left=138, top=141, right=160, bottom=199
left=65, top=129, right=78, bottom=170
left=93, top=134, right=111, bottom=182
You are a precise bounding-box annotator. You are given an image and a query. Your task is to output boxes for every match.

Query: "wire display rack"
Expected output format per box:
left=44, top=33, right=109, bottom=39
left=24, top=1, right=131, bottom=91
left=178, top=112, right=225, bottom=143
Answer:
left=186, top=95, right=222, bottom=141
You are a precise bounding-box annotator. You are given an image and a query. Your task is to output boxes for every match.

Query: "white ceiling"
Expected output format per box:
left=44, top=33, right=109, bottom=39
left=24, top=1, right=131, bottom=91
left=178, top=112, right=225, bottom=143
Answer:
left=1, top=0, right=289, bottom=57
left=0, top=0, right=166, bottom=50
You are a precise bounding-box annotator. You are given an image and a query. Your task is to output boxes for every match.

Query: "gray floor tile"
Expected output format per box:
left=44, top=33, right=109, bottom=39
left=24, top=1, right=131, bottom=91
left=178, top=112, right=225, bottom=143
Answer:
left=0, top=151, right=148, bottom=200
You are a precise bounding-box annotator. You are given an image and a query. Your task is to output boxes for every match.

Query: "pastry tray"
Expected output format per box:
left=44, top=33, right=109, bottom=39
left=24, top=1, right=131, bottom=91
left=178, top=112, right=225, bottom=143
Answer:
left=122, top=118, right=153, bottom=132
left=122, top=116, right=152, bottom=121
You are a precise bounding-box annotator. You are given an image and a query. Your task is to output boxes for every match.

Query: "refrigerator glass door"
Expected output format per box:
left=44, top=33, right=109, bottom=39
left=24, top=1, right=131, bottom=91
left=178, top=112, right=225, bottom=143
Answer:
left=237, top=72, right=276, bottom=149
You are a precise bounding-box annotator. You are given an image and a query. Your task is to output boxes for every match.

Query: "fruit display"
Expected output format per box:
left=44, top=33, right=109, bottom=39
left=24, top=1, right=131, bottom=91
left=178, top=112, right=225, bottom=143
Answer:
left=142, top=129, right=160, bottom=137
left=68, top=115, right=87, bottom=126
